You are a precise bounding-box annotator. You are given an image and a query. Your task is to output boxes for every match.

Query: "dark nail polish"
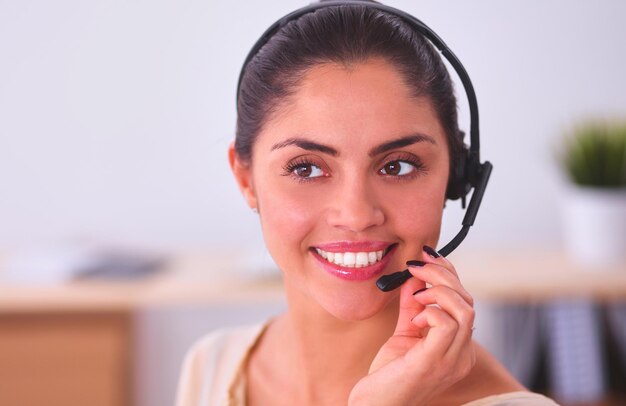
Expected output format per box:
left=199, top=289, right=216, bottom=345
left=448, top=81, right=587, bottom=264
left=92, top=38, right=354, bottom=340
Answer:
left=406, top=260, right=426, bottom=267
left=423, top=245, right=440, bottom=258
left=413, top=287, right=428, bottom=295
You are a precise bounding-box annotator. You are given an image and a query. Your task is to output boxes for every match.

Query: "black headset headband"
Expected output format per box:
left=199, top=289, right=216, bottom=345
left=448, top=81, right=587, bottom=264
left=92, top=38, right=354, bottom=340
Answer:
left=236, top=1, right=493, bottom=271
left=237, top=0, right=480, bottom=163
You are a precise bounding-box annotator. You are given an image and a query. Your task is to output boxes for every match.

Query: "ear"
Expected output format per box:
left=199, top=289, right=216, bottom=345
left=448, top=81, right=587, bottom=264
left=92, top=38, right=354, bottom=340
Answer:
left=228, top=141, right=258, bottom=210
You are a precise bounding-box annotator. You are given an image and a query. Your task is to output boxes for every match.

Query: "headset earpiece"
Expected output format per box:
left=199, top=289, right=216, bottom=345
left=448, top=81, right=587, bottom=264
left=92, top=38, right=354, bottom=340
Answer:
left=446, top=145, right=471, bottom=203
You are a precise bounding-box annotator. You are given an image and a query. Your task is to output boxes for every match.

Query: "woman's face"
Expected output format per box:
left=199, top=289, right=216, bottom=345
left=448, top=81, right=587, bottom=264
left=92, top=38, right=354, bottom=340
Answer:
left=231, top=57, right=450, bottom=321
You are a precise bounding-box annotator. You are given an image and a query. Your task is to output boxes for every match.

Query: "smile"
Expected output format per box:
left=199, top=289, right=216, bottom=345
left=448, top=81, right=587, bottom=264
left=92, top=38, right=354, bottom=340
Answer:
left=310, top=242, right=397, bottom=281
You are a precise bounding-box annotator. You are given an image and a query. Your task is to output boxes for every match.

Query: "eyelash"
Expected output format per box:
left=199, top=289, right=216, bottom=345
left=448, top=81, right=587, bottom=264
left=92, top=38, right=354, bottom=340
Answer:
left=281, top=154, right=427, bottom=183
left=281, top=157, right=327, bottom=184
left=379, top=154, right=427, bottom=181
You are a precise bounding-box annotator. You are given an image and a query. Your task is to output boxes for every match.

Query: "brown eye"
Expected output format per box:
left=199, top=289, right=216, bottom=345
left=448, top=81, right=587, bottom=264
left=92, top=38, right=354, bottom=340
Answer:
left=295, top=165, right=312, bottom=177
left=293, top=163, right=324, bottom=178
left=380, top=160, right=416, bottom=176
left=383, top=161, right=401, bottom=175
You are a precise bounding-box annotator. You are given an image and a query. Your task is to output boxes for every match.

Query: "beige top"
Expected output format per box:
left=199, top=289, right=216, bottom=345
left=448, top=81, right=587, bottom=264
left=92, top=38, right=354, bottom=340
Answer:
left=175, top=319, right=559, bottom=406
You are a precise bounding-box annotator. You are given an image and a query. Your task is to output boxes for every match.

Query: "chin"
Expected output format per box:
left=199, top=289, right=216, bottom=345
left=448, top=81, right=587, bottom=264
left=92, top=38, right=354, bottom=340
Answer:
left=316, top=287, right=395, bottom=322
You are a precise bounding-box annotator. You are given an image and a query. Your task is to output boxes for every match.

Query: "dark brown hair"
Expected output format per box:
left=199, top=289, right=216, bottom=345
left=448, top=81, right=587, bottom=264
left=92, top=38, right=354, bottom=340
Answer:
left=235, top=1, right=463, bottom=178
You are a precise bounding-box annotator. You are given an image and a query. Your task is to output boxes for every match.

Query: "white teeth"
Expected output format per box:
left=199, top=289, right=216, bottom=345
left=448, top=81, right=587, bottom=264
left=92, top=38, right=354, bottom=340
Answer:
left=315, top=247, right=389, bottom=267
left=343, top=252, right=356, bottom=267
left=316, top=248, right=327, bottom=259
left=356, top=252, right=369, bottom=267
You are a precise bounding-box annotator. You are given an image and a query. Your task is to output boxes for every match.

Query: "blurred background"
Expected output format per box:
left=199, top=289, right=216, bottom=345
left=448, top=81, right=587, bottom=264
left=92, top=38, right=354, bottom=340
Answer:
left=0, top=0, right=625, bottom=405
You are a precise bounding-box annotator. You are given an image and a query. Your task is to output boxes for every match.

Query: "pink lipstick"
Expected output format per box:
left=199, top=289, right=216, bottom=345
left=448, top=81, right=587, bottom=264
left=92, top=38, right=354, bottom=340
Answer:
left=310, top=242, right=396, bottom=281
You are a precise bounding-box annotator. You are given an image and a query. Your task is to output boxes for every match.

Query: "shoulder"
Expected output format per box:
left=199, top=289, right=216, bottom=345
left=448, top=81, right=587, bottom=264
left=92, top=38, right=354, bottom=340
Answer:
left=184, top=322, right=267, bottom=367
left=175, top=320, right=269, bottom=406
left=432, top=341, right=557, bottom=405
left=462, top=391, right=560, bottom=405
left=457, top=343, right=559, bottom=405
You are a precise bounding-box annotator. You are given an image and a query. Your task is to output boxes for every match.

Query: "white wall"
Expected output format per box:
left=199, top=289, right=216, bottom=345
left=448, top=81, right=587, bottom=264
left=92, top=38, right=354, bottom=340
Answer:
left=1, top=0, right=625, bottom=256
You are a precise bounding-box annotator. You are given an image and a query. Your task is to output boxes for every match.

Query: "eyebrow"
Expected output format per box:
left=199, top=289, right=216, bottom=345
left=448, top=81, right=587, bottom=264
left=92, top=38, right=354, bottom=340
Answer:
left=270, top=133, right=436, bottom=156
left=271, top=138, right=339, bottom=156
left=368, top=133, right=437, bottom=156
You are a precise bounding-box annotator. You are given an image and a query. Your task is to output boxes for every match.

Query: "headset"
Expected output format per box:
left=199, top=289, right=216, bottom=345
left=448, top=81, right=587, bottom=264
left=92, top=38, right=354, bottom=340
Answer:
left=236, top=0, right=493, bottom=291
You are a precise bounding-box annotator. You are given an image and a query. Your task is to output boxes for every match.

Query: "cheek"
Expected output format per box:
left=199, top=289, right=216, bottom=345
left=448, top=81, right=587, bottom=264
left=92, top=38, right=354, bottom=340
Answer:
left=397, top=194, right=443, bottom=236
left=255, top=177, right=324, bottom=263
left=380, top=175, right=448, bottom=244
left=388, top=188, right=444, bottom=237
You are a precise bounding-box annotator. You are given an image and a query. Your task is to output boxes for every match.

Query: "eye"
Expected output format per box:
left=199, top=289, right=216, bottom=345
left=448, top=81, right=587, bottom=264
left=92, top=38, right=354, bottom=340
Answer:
left=379, top=160, right=416, bottom=176
left=282, top=157, right=328, bottom=182
left=292, top=163, right=324, bottom=178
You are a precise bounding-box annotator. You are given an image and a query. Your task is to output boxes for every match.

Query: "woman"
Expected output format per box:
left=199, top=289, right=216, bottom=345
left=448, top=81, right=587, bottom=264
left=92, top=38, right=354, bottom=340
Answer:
left=177, top=2, right=559, bottom=405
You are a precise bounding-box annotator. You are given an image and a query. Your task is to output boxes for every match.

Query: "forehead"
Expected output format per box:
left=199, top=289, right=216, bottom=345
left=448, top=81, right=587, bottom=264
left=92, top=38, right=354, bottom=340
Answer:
left=255, top=57, right=446, bottom=153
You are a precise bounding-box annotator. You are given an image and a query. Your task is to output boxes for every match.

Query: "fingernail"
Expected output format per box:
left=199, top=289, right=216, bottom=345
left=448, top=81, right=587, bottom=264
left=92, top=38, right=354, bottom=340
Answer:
left=413, top=287, right=428, bottom=295
left=406, top=260, right=426, bottom=267
left=423, top=245, right=440, bottom=258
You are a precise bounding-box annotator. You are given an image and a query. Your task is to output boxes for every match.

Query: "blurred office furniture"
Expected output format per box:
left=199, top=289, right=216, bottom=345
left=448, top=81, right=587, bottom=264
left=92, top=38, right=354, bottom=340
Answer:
left=0, top=248, right=625, bottom=406
left=463, top=250, right=626, bottom=406
left=0, top=252, right=286, bottom=406
left=545, top=299, right=607, bottom=404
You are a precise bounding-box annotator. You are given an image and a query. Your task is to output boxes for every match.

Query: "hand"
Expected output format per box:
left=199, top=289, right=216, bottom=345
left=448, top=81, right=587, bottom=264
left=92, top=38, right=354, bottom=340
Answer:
left=348, top=246, right=476, bottom=406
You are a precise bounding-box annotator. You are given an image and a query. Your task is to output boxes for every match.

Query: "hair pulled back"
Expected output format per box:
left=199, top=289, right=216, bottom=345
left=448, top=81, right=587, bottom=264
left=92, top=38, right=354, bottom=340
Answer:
left=235, top=1, right=464, bottom=179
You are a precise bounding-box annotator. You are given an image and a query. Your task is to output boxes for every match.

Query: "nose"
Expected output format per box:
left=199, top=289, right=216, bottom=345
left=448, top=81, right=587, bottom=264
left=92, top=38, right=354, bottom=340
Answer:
left=326, top=177, right=385, bottom=233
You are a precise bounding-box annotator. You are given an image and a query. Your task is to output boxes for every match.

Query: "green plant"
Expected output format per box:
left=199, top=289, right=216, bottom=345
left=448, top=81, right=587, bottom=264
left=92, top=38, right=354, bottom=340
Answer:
left=558, top=120, right=626, bottom=188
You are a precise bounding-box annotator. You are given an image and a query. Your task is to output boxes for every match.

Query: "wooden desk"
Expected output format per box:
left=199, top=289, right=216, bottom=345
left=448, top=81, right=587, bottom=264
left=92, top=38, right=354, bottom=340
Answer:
left=0, top=252, right=285, bottom=313
left=448, top=248, right=626, bottom=301
left=0, top=248, right=624, bottom=406
left=2, top=247, right=624, bottom=311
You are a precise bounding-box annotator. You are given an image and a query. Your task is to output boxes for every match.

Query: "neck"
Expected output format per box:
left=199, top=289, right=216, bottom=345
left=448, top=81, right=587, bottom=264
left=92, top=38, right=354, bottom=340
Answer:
left=272, top=280, right=399, bottom=403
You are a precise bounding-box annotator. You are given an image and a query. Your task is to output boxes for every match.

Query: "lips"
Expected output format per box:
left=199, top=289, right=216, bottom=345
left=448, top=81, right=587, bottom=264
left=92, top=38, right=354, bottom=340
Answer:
left=310, top=242, right=397, bottom=281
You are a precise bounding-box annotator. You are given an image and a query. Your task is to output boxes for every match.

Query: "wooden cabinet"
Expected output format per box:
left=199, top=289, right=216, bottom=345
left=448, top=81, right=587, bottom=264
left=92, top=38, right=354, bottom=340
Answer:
left=0, top=312, right=131, bottom=406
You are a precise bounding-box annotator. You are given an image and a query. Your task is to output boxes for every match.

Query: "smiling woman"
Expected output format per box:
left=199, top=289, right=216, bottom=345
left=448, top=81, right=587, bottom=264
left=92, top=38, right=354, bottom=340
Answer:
left=175, top=2, right=558, bottom=405
left=234, top=59, right=451, bottom=323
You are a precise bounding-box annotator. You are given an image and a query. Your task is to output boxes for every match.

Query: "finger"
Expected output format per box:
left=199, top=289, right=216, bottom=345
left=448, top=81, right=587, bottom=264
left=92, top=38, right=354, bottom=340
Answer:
left=422, top=245, right=459, bottom=279
left=409, top=306, right=458, bottom=359
left=413, top=286, right=475, bottom=340
left=407, top=263, right=474, bottom=307
left=392, top=271, right=427, bottom=336
left=415, top=286, right=476, bottom=360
